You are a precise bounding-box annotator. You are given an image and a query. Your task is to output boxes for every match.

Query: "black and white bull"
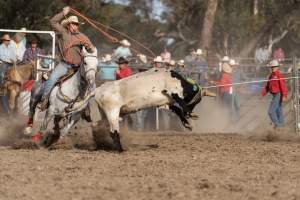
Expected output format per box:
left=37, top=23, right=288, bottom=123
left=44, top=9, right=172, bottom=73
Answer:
left=93, top=68, right=215, bottom=152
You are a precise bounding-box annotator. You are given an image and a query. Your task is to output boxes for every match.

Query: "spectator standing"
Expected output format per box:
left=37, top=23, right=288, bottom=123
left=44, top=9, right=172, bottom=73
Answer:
left=116, top=57, right=133, bottom=80
left=112, top=39, right=132, bottom=61
left=194, top=49, right=209, bottom=85
left=215, top=63, right=233, bottom=113
left=273, top=48, right=285, bottom=62
left=161, top=48, right=171, bottom=63
left=0, top=34, right=17, bottom=115
left=153, top=56, right=164, bottom=68
left=261, top=60, right=288, bottom=129
left=11, top=33, right=26, bottom=63
left=22, top=38, right=44, bottom=64
left=229, top=59, right=245, bottom=120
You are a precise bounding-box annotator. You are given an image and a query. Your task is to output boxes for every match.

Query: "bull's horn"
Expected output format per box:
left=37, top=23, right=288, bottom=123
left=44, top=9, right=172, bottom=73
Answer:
left=203, top=89, right=216, bottom=97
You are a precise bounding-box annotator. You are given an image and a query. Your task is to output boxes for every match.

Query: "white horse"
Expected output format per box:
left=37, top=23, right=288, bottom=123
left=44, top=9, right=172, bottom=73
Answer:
left=31, top=48, right=98, bottom=146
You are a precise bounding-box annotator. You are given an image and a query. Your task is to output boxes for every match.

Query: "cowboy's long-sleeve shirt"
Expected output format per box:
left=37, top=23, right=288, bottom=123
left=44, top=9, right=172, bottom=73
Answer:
left=50, top=11, right=94, bottom=66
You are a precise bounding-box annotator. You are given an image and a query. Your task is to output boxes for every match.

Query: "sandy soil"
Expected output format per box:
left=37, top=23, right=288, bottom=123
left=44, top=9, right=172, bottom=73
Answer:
left=1, top=123, right=300, bottom=200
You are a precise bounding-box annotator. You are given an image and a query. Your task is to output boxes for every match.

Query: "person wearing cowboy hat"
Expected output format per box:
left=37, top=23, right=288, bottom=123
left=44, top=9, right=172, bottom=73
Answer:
left=115, top=57, right=133, bottom=80
left=165, top=59, right=176, bottom=69
left=191, top=48, right=208, bottom=85
left=153, top=56, right=164, bottom=68
left=22, top=38, right=45, bottom=64
left=213, top=63, right=234, bottom=114
left=39, top=6, right=95, bottom=110
left=262, top=59, right=288, bottom=129
left=229, top=59, right=246, bottom=120
left=112, top=39, right=132, bottom=61
left=0, top=34, right=17, bottom=65
left=0, top=34, right=18, bottom=115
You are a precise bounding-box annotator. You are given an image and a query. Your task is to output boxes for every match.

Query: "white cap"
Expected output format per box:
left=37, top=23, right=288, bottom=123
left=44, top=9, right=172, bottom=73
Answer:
left=168, top=60, right=176, bottom=66
left=222, top=56, right=230, bottom=62
left=153, top=56, right=163, bottom=63
left=195, top=49, right=203, bottom=55
left=229, top=59, right=238, bottom=66
left=178, top=60, right=185, bottom=66
left=103, top=54, right=112, bottom=62
left=269, top=59, right=280, bottom=67
left=120, top=39, right=131, bottom=47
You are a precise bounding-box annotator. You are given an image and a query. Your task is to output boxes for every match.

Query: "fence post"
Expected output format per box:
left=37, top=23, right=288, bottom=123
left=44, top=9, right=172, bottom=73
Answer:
left=156, top=107, right=159, bottom=131
left=292, top=56, right=299, bottom=134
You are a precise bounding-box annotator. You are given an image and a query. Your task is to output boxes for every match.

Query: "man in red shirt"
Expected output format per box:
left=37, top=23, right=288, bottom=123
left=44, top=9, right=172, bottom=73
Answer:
left=215, top=63, right=233, bottom=108
left=262, top=59, right=288, bottom=129
left=116, top=57, right=133, bottom=80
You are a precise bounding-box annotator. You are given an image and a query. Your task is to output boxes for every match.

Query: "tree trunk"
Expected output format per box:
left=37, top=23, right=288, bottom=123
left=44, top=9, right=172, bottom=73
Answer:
left=238, top=19, right=276, bottom=58
left=200, top=0, right=218, bottom=50
left=253, top=0, right=258, bottom=16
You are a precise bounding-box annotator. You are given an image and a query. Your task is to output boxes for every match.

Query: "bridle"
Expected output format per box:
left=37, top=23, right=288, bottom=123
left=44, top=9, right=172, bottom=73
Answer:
left=81, top=55, right=98, bottom=79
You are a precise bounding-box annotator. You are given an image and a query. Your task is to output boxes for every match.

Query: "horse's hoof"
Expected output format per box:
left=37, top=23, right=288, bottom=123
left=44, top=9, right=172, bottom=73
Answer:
left=24, top=126, right=33, bottom=136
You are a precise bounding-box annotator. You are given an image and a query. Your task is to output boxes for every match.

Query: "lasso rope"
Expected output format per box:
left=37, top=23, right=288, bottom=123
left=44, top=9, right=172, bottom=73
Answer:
left=69, top=8, right=155, bottom=59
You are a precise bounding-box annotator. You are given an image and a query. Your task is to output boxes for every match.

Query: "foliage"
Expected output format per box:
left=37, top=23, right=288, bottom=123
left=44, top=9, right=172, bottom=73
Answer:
left=1, top=0, right=300, bottom=58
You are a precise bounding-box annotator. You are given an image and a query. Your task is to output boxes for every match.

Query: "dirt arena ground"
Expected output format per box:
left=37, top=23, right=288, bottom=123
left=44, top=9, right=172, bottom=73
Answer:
left=1, top=118, right=300, bottom=200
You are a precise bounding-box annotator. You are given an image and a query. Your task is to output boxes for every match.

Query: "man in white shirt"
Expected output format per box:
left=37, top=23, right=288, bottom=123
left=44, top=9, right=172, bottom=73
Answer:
left=11, top=33, right=26, bottom=63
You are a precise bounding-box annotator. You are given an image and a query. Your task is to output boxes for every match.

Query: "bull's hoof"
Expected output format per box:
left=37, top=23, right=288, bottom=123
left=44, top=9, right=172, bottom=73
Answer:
left=110, top=131, right=124, bottom=153
left=184, top=123, right=193, bottom=131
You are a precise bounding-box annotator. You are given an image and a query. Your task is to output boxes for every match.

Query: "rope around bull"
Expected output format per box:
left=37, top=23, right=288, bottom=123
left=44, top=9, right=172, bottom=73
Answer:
left=202, top=76, right=299, bottom=89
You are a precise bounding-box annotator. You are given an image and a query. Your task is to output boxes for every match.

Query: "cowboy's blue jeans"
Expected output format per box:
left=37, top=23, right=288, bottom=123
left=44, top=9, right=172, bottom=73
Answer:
left=42, top=62, right=72, bottom=98
left=268, top=93, right=284, bottom=128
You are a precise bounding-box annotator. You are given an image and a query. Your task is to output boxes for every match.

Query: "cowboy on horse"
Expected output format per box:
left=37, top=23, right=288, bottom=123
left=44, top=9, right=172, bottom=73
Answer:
left=39, top=6, right=96, bottom=110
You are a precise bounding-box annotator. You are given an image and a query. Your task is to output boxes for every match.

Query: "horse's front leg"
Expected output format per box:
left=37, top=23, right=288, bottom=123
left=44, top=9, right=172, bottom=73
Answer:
left=105, top=108, right=123, bottom=152
left=60, top=112, right=82, bottom=137
left=42, top=115, right=62, bottom=147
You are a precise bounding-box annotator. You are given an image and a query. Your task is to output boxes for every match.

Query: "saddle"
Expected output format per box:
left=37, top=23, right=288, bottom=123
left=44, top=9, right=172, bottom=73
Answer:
left=57, top=68, right=77, bottom=85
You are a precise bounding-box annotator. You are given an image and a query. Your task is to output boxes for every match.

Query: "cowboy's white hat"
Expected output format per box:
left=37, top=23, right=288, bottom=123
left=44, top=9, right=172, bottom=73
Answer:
left=269, top=59, right=280, bottom=67
left=20, top=27, right=27, bottom=31
left=222, top=63, right=233, bottom=73
left=195, top=49, right=203, bottom=55
left=229, top=59, right=238, bottom=66
left=120, top=39, right=131, bottom=47
left=61, top=16, right=84, bottom=27
left=222, top=56, right=230, bottom=62
left=103, top=54, right=112, bottom=62
left=168, top=60, right=176, bottom=66
left=153, top=56, right=163, bottom=63
left=178, top=59, right=185, bottom=66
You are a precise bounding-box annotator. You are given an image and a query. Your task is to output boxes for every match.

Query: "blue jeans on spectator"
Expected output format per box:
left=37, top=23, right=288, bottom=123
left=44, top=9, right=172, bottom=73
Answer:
left=1, top=96, right=9, bottom=114
left=0, top=63, right=12, bottom=84
left=43, top=62, right=72, bottom=98
left=268, top=93, right=284, bottom=128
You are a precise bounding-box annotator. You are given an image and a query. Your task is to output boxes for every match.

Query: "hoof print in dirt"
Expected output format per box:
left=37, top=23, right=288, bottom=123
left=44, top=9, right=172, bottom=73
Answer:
left=12, top=140, right=39, bottom=150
